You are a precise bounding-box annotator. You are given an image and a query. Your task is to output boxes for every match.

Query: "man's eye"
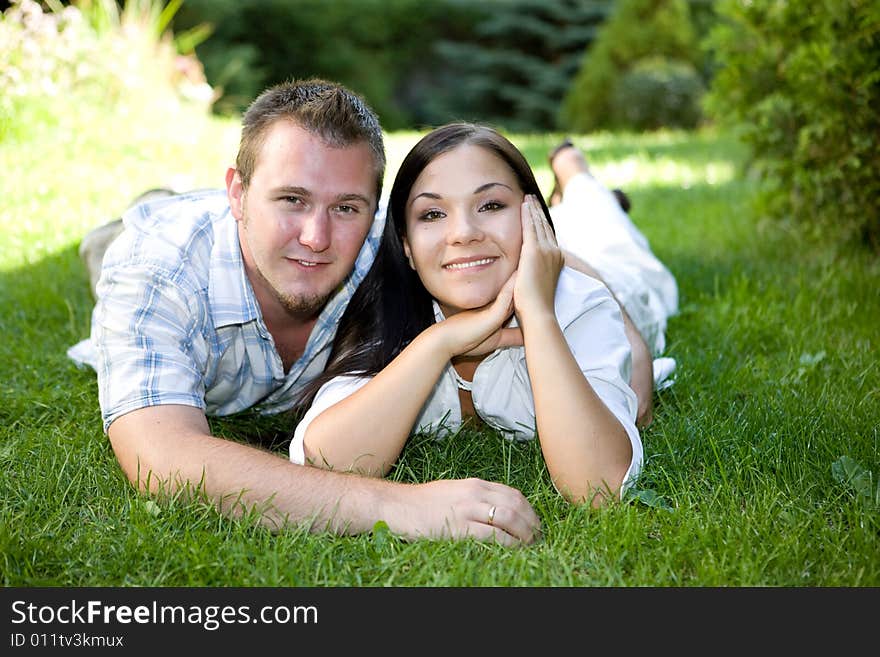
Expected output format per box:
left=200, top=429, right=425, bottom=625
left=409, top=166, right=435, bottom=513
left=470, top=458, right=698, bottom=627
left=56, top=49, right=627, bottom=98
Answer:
left=282, top=196, right=303, bottom=205
left=335, top=205, right=360, bottom=214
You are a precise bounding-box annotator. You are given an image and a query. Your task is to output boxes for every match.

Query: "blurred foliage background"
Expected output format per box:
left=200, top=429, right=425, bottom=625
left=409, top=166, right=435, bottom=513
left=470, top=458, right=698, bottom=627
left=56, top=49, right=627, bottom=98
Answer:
left=2, top=0, right=877, bottom=250
left=169, top=0, right=716, bottom=132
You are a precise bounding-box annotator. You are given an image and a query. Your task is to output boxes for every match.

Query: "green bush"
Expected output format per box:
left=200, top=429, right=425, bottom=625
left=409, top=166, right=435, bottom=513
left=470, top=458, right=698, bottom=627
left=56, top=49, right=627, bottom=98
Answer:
left=559, top=0, right=702, bottom=133
left=610, top=57, right=705, bottom=130
left=0, top=0, right=212, bottom=143
left=704, top=0, right=880, bottom=250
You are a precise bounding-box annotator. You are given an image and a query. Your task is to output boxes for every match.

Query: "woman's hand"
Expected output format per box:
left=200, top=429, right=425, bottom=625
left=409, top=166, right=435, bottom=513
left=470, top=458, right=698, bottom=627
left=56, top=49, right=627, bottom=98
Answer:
left=513, top=194, right=564, bottom=325
left=431, top=274, right=523, bottom=359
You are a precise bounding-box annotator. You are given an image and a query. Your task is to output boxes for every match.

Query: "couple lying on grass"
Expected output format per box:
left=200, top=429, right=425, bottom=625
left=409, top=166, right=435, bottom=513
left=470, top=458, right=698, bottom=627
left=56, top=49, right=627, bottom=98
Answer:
left=73, top=79, right=676, bottom=545
left=290, top=123, right=678, bottom=513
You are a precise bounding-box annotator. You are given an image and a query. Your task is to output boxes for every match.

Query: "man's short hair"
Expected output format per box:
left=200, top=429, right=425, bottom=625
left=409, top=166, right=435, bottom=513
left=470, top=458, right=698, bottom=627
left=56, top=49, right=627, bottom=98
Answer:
left=236, top=78, right=386, bottom=199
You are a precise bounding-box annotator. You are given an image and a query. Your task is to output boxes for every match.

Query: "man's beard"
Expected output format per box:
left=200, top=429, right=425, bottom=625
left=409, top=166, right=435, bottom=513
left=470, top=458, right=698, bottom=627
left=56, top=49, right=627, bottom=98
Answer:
left=248, top=259, right=333, bottom=319
left=272, top=285, right=331, bottom=318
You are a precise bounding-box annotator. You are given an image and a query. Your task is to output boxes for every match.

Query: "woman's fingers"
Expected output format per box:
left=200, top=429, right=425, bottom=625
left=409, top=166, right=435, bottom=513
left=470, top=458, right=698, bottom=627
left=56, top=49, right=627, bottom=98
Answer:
left=516, top=194, right=562, bottom=292
left=521, top=196, right=538, bottom=246
left=468, top=275, right=521, bottom=352
left=480, top=272, right=516, bottom=329
left=530, top=194, right=556, bottom=247
left=493, top=271, right=517, bottom=313
left=442, top=272, right=518, bottom=357
left=521, top=194, right=557, bottom=258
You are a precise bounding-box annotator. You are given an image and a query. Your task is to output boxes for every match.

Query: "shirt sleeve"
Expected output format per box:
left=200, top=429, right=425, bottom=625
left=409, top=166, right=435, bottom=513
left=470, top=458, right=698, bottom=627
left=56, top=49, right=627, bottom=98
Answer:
left=289, top=375, right=372, bottom=465
left=556, top=269, right=644, bottom=498
left=92, top=254, right=209, bottom=433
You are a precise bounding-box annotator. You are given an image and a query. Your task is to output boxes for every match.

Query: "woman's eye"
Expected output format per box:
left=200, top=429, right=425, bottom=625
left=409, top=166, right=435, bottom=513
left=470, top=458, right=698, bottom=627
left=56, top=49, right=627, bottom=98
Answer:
left=479, top=201, right=505, bottom=212
left=419, top=209, right=445, bottom=221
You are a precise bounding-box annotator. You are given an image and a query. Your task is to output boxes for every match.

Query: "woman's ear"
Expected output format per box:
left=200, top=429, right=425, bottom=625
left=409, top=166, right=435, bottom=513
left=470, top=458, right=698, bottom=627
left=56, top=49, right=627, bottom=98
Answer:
left=402, top=237, right=416, bottom=270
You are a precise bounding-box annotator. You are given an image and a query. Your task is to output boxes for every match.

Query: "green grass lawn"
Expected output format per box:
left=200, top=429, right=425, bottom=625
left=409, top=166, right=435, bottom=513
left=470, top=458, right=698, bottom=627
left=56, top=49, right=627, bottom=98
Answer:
left=1, top=105, right=877, bottom=586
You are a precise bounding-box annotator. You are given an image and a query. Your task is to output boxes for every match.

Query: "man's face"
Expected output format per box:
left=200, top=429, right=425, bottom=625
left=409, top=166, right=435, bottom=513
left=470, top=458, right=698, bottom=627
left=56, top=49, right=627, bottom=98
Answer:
left=227, top=121, right=378, bottom=320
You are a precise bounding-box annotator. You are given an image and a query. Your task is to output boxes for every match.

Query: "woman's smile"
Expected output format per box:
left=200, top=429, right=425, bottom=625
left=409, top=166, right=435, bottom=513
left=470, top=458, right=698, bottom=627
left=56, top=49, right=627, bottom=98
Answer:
left=442, top=256, right=498, bottom=271
left=404, top=144, right=524, bottom=315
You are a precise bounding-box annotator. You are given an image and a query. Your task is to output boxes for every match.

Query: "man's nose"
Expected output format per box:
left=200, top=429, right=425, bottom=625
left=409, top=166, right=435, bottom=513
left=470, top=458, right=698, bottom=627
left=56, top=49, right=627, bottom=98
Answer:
left=447, top=210, right=483, bottom=245
left=299, top=209, right=331, bottom=252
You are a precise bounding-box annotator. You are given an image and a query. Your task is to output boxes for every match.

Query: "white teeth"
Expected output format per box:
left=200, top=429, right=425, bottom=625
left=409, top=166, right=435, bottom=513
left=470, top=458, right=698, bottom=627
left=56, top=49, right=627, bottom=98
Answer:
left=444, top=258, right=494, bottom=270
left=297, top=260, right=317, bottom=267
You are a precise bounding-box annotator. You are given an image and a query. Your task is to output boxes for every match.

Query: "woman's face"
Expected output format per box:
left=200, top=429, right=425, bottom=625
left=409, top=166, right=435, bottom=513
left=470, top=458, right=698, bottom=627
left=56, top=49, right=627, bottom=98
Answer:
left=403, top=143, right=524, bottom=317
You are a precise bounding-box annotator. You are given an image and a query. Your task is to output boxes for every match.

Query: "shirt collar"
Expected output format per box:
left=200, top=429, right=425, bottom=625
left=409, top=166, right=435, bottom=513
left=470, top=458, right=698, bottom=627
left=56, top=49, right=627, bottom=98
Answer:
left=208, top=208, right=261, bottom=328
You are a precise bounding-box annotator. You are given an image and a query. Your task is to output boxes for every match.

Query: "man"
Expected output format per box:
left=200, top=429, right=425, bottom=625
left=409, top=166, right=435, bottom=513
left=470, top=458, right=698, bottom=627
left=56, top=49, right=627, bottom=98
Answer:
left=76, top=79, right=540, bottom=547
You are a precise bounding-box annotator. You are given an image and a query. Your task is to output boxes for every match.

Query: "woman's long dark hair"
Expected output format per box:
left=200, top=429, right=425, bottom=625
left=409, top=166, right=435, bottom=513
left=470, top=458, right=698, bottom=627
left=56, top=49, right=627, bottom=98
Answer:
left=295, top=123, right=553, bottom=409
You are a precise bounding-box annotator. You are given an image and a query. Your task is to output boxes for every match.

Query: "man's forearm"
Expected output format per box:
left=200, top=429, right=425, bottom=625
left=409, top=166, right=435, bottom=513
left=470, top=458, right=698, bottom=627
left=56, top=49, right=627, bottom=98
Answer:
left=108, top=405, right=386, bottom=534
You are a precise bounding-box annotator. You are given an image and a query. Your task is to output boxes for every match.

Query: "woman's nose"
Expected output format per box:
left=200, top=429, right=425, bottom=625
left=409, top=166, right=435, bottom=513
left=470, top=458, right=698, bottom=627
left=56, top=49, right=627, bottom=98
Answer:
left=446, top=210, right=483, bottom=245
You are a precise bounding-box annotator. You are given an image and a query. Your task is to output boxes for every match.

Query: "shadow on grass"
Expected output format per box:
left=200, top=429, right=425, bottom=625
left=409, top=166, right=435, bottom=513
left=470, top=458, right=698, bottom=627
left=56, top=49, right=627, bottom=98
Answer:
left=1, top=244, right=98, bottom=428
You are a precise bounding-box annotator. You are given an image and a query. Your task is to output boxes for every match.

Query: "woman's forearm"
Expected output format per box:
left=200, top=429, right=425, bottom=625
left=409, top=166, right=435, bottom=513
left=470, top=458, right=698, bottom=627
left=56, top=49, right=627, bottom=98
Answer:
left=303, top=325, right=451, bottom=476
left=521, top=314, right=633, bottom=507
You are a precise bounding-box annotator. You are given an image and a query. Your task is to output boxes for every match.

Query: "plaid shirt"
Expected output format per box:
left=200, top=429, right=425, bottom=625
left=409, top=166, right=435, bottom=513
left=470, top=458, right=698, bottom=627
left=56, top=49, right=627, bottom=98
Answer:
left=91, top=189, right=384, bottom=432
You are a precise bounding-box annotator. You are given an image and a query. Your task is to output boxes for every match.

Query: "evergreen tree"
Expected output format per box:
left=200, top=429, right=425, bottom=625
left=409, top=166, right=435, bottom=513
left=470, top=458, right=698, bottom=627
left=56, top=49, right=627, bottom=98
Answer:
left=425, top=0, right=614, bottom=131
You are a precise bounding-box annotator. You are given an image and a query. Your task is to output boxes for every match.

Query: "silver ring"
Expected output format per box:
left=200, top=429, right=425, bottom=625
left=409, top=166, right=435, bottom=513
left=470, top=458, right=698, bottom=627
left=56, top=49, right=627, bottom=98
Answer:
left=487, top=505, right=497, bottom=526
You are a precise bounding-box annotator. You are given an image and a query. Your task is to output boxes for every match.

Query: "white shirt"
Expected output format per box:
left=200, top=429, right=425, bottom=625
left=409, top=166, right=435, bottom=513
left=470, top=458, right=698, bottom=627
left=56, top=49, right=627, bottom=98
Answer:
left=290, top=267, right=644, bottom=496
left=550, top=173, right=678, bottom=357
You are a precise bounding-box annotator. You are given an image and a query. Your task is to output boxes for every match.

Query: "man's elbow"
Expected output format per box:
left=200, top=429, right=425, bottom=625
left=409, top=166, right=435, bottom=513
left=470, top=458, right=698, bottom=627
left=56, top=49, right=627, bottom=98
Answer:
left=106, top=404, right=211, bottom=494
left=107, top=427, right=152, bottom=493
left=107, top=419, right=178, bottom=495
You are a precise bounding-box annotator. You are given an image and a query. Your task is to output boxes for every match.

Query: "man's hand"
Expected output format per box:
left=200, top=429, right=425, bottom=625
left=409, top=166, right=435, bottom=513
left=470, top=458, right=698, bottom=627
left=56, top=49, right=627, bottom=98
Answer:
left=384, top=478, right=542, bottom=547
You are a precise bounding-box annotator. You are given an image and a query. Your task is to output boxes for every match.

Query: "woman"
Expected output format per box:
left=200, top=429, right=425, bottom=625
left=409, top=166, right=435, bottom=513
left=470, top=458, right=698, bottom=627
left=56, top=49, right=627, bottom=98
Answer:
left=291, top=124, right=661, bottom=507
